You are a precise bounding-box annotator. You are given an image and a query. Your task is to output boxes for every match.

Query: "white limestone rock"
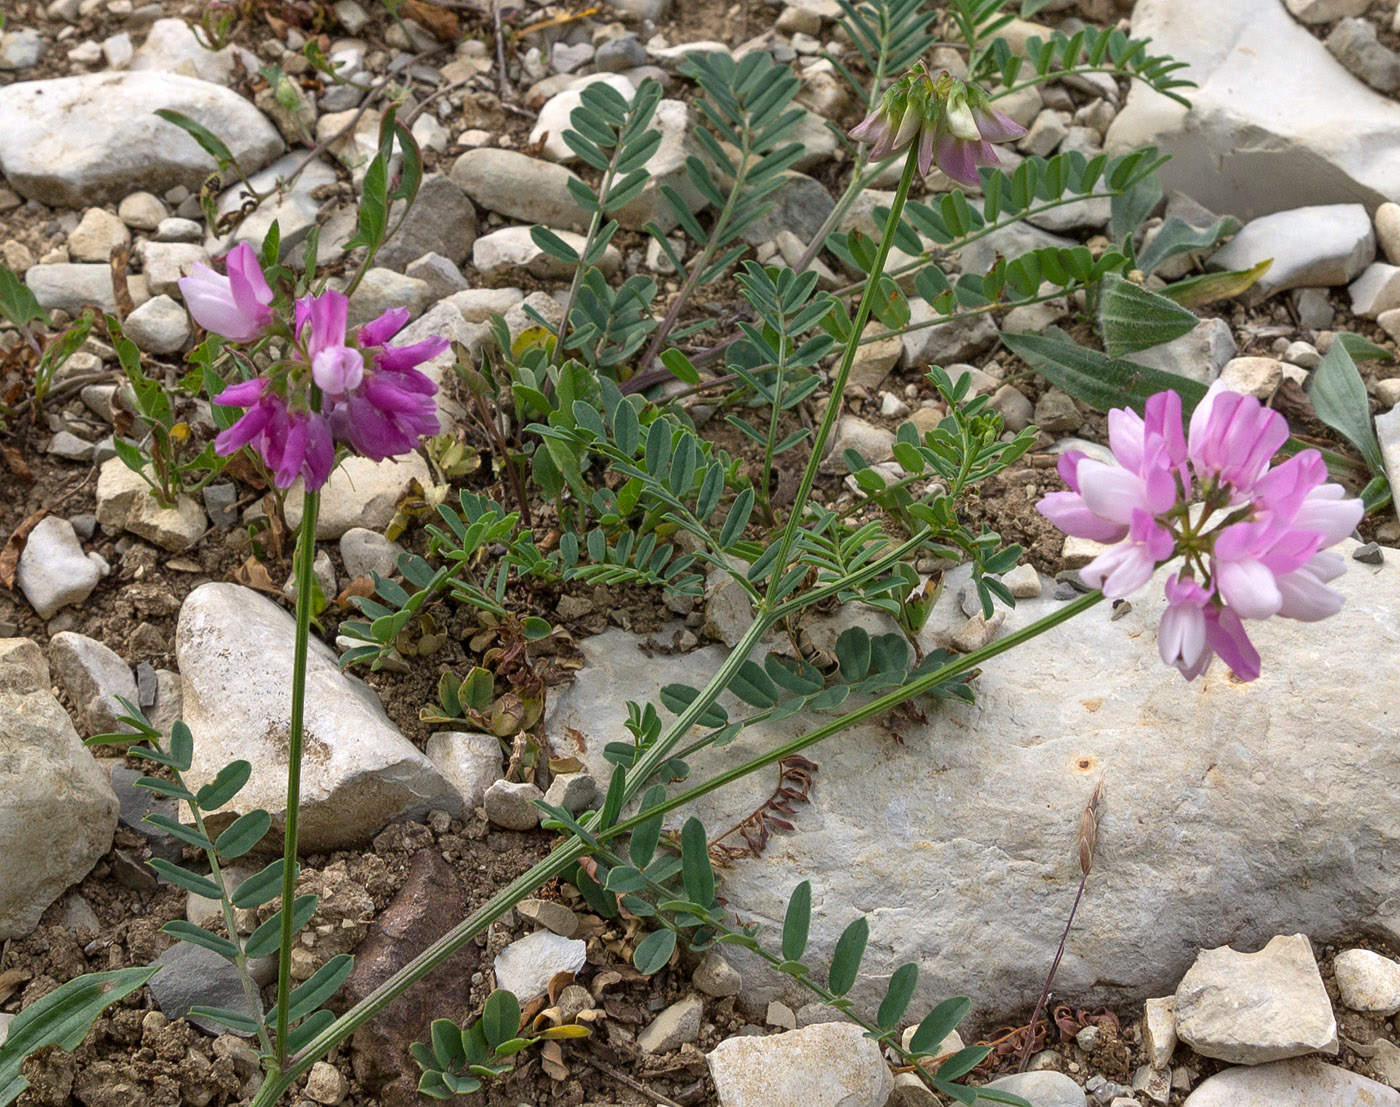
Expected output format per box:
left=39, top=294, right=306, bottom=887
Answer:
left=15, top=516, right=105, bottom=620
left=1182, top=1056, right=1400, bottom=1106
left=283, top=453, right=432, bottom=540
left=1333, top=948, right=1400, bottom=1015
left=1209, top=204, right=1375, bottom=304
left=544, top=542, right=1400, bottom=1020
left=176, top=584, right=464, bottom=851
left=0, top=639, right=119, bottom=939
left=1174, top=934, right=1337, bottom=1064
left=0, top=73, right=283, bottom=206
left=493, top=930, right=586, bottom=1000
left=706, top=1022, right=892, bottom=1107
left=1128, top=318, right=1237, bottom=384
left=49, top=631, right=138, bottom=737
left=1106, top=0, right=1400, bottom=220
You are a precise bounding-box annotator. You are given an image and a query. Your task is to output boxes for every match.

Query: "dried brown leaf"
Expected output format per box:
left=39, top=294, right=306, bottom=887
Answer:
left=0, top=509, right=47, bottom=590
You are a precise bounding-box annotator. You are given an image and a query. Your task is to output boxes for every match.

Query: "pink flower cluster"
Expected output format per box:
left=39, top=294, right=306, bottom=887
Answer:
left=1037, top=383, right=1363, bottom=682
left=848, top=65, right=1026, bottom=186
left=178, top=244, right=445, bottom=491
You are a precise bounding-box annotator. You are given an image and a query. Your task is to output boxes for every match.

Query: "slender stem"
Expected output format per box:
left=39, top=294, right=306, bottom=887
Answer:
left=1017, top=873, right=1086, bottom=1073
left=764, top=143, right=921, bottom=606
left=273, top=488, right=320, bottom=1066
left=249, top=584, right=1104, bottom=1104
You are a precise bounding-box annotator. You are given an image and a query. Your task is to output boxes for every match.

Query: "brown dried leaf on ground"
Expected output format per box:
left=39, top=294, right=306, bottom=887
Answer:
left=0, top=508, right=47, bottom=589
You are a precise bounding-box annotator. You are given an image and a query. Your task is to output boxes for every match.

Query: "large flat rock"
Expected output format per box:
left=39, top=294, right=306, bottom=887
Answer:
left=0, top=72, right=283, bottom=206
left=1105, top=0, right=1400, bottom=219
left=546, top=541, right=1400, bottom=1023
left=176, top=583, right=463, bottom=852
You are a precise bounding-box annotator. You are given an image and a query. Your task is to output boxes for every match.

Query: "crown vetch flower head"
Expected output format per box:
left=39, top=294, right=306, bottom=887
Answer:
left=1036, top=381, right=1363, bottom=682
left=178, top=242, right=275, bottom=343
left=848, top=64, right=1026, bottom=186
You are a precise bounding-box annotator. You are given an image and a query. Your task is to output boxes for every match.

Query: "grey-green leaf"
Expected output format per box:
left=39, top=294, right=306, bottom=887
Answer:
left=632, top=928, right=677, bottom=975
left=828, top=916, right=868, bottom=997
left=0, top=966, right=157, bottom=1106
left=1309, top=336, right=1386, bottom=477
left=781, top=880, right=811, bottom=963
left=1098, top=272, right=1199, bottom=357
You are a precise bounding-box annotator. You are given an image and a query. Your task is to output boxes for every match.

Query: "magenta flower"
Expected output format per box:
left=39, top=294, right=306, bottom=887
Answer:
left=1037, top=382, right=1363, bottom=682
left=212, top=378, right=335, bottom=491
left=178, top=243, right=274, bottom=343
left=211, top=286, right=445, bottom=490
left=848, top=64, right=1026, bottom=186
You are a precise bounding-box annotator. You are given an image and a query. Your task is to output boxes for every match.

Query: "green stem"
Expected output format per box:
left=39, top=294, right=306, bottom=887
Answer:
left=273, top=487, right=320, bottom=1067
left=764, top=142, right=922, bottom=606
left=249, top=579, right=1101, bottom=1104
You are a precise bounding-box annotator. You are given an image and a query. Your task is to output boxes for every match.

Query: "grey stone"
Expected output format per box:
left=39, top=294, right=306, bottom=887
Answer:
left=516, top=898, right=579, bottom=938
left=284, top=453, right=432, bottom=540
left=483, top=779, right=544, bottom=830
left=0, top=29, right=46, bottom=71
left=493, top=930, right=586, bottom=1000
left=67, top=207, right=130, bottom=262
left=16, top=516, right=104, bottom=620
left=0, top=73, right=282, bottom=207
left=154, top=217, right=202, bottom=243
left=449, top=148, right=588, bottom=231
left=128, top=17, right=239, bottom=84
left=983, top=1072, right=1087, bottom=1107
left=1128, top=318, right=1237, bottom=385
left=377, top=174, right=478, bottom=269
left=339, top=527, right=404, bottom=580
left=125, top=294, right=191, bottom=353
left=424, top=730, right=502, bottom=811
left=1350, top=262, right=1400, bottom=318
left=49, top=631, right=138, bottom=737
left=1327, top=18, right=1400, bottom=94
left=1210, top=204, right=1375, bottom=303
left=706, top=1022, right=892, bottom=1107
left=177, top=583, right=464, bottom=851
left=403, top=252, right=469, bottom=300
left=638, top=995, right=703, bottom=1053
left=202, top=483, right=238, bottom=528
left=0, top=639, right=119, bottom=939
left=1287, top=0, right=1370, bottom=20
left=694, top=949, right=742, bottom=997
left=138, top=241, right=208, bottom=297
left=543, top=772, right=597, bottom=814
left=595, top=35, right=647, bottom=71
left=108, top=765, right=183, bottom=861
left=1294, top=287, right=1336, bottom=330
left=472, top=225, right=621, bottom=281
left=1106, top=0, right=1400, bottom=220
left=740, top=171, right=834, bottom=246
left=1181, top=1057, right=1400, bottom=1107
left=25, top=263, right=118, bottom=315
left=151, top=942, right=260, bottom=1035
left=209, top=154, right=338, bottom=259
left=48, top=431, right=93, bottom=461
left=1143, top=996, right=1177, bottom=1069
left=346, top=269, right=433, bottom=327
left=118, top=190, right=167, bottom=230
left=1175, top=934, right=1337, bottom=1064
left=446, top=287, right=524, bottom=322
left=901, top=302, right=999, bottom=368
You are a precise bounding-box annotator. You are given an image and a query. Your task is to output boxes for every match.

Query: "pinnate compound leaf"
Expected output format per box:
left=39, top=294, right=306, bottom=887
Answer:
left=633, top=928, right=677, bottom=975
left=0, top=966, right=157, bottom=1106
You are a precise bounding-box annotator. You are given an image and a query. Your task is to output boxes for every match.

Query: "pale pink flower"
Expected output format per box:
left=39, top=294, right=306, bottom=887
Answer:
left=1036, top=382, right=1363, bottom=682
left=178, top=243, right=274, bottom=343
